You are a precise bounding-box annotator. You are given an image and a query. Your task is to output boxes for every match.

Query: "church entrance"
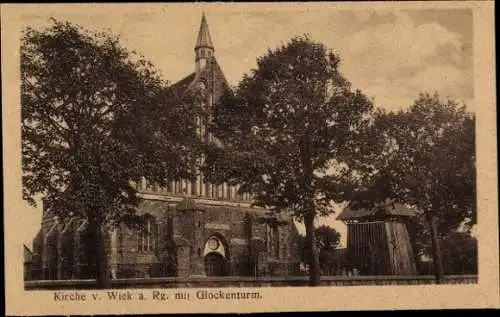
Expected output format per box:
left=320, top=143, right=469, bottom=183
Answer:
left=204, top=252, right=227, bottom=276
left=203, top=235, right=228, bottom=276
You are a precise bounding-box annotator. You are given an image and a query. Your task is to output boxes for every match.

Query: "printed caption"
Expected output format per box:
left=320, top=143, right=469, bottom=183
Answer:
left=53, top=290, right=263, bottom=302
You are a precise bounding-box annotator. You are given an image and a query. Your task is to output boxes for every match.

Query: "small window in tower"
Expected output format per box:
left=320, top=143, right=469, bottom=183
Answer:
left=208, top=51, right=211, bottom=57
left=197, top=248, right=201, bottom=257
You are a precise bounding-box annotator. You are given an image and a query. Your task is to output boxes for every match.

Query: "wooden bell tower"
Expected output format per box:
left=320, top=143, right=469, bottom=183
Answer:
left=337, top=203, right=417, bottom=276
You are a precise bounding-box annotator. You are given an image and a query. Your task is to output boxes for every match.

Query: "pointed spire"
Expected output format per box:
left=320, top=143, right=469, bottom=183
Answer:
left=195, top=12, right=214, bottom=49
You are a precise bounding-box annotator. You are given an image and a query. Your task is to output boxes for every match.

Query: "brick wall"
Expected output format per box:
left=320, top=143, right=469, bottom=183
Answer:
left=113, top=198, right=300, bottom=278
left=28, top=196, right=300, bottom=280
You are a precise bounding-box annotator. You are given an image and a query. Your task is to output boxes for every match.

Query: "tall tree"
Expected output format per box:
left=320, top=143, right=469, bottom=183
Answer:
left=21, top=19, right=201, bottom=287
left=352, top=93, right=476, bottom=283
left=204, top=36, right=377, bottom=285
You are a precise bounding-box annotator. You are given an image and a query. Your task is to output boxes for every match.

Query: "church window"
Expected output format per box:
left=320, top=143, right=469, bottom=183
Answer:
left=191, top=180, right=197, bottom=196
left=216, top=185, right=222, bottom=199
left=205, top=183, right=211, bottom=198
left=181, top=180, right=186, bottom=194
left=280, top=233, right=287, bottom=258
left=138, top=217, right=156, bottom=252
left=267, top=223, right=280, bottom=259
left=212, top=184, right=217, bottom=198
left=274, top=227, right=280, bottom=258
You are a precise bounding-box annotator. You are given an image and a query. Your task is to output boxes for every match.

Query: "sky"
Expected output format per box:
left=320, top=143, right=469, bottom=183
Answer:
left=19, top=5, right=474, bottom=248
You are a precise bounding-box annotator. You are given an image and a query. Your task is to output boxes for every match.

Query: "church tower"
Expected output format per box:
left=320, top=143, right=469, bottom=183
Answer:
left=195, top=13, right=214, bottom=75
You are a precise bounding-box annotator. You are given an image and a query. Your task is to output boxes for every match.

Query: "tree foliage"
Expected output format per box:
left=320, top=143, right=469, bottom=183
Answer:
left=354, top=93, right=475, bottom=229
left=352, top=92, right=476, bottom=281
left=204, top=36, right=377, bottom=285
left=21, top=19, right=201, bottom=286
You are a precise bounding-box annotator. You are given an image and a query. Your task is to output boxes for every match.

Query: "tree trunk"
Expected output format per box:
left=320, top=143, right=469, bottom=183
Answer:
left=427, top=213, right=444, bottom=284
left=304, top=212, right=320, bottom=286
left=89, top=218, right=111, bottom=289
left=299, top=138, right=320, bottom=285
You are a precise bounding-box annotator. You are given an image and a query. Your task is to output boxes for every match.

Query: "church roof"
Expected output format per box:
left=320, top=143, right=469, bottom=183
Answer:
left=169, top=56, right=229, bottom=100
left=170, top=72, right=196, bottom=99
left=196, top=13, right=214, bottom=49
left=23, top=244, right=33, bottom=262
left=336, top=203, right=417, bottom=221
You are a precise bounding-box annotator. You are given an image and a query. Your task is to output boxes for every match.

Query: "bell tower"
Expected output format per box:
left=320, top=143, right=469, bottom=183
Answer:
left=195, top=13, right=214, bottom=75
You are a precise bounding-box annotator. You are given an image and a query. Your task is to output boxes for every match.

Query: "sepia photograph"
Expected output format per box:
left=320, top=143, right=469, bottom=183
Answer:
left=2, top=2, right=498, bottom=314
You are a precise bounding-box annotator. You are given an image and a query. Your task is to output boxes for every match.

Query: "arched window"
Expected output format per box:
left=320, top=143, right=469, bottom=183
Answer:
left=138, top=216, right=157, bottom=252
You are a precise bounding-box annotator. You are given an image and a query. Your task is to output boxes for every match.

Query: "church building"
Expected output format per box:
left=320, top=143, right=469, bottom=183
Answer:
left=28, top=14, right=301, bottom=280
